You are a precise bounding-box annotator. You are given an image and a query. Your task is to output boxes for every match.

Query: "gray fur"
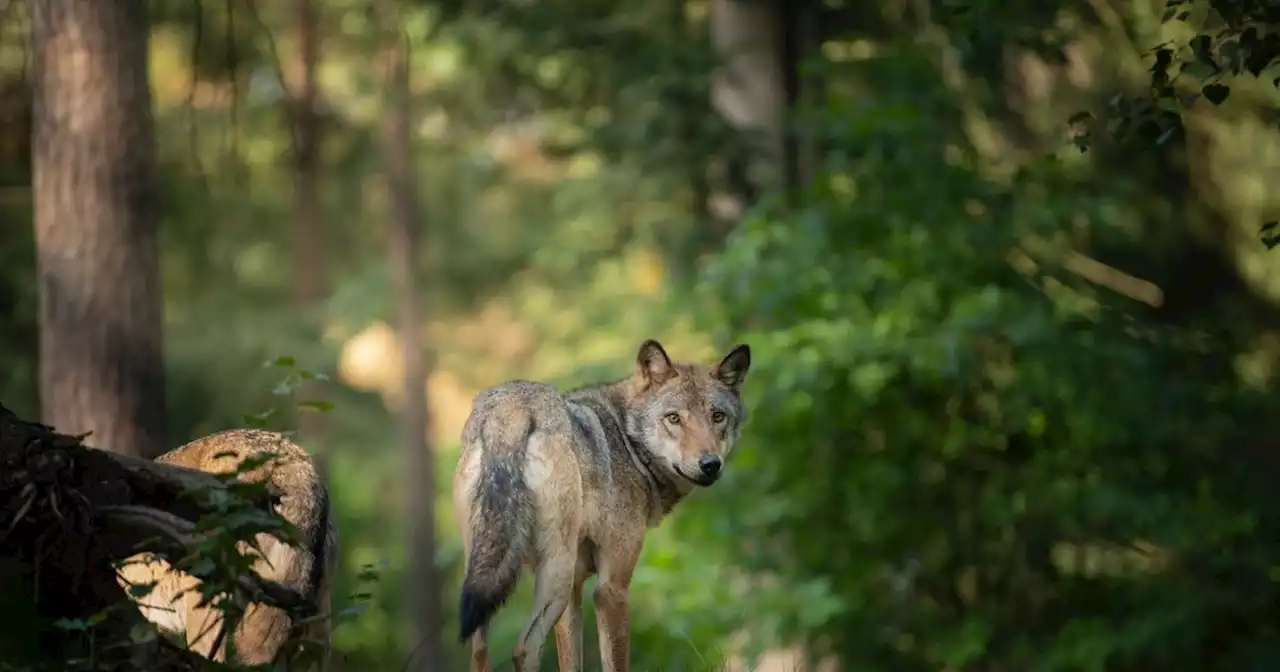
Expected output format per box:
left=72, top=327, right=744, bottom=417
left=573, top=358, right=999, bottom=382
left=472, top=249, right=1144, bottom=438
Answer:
left=458, top=397, right=538, bottom=638
left=454, top=340, right=752, bottom=671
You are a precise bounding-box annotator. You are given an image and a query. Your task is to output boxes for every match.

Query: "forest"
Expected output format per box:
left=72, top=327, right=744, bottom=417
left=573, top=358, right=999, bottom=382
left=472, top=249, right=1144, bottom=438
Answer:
left=3, top=0, right=1280, bottom=669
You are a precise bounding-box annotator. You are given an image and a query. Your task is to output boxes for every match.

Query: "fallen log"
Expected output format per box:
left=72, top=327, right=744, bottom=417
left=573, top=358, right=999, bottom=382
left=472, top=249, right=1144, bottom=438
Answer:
left=0, top=403, right=311, bottom=670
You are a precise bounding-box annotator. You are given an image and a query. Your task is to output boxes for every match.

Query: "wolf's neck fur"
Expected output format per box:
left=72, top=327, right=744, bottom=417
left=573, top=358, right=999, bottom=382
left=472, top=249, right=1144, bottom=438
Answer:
left=565, top=379, right=685, bottom=520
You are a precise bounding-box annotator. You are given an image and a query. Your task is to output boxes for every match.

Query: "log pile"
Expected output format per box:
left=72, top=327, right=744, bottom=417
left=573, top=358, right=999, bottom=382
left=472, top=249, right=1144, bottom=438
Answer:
left=0, top=404, right=309, bottom=670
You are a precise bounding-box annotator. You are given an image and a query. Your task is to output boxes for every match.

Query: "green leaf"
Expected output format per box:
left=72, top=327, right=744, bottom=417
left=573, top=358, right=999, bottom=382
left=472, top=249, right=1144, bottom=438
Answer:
left=128, top=581, right=158, bottom=598
left=1190, top=34, right=1214, bottom=65
left=129, top=621, right=158, bottom=644
left=1182, top=60, right=1217, bottom=80
left=185, top=557, right=217, bottom=577
left=297, top=399, right=335, bottom=413
left=233, top=453, right=276, bottom=474
left=1261, top=221, right=1280, bottom=250
left=243, top=408, right=277, bottom=427
left=338, top=603, right=370, bottom=620
left=1151, top=47, right=1173, bottom=73
left=1202, top=83, right=1230, bottom=105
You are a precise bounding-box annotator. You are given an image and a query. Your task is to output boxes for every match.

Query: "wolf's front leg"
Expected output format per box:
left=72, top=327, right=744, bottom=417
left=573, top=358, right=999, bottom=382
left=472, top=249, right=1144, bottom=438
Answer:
left=592, top=540, right=641, bottom=672
left=554, top=580, right=584, bottom=671
left=593, top=583, right=629, bottom=671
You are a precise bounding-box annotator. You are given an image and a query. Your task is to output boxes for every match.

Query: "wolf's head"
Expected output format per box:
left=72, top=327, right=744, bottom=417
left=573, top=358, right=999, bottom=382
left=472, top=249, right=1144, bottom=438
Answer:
left=624, top=339, right=752, bottom=487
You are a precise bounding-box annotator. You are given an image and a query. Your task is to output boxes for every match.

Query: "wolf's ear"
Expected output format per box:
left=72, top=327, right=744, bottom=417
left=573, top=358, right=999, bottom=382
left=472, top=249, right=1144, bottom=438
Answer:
left=636, top=339, right=676, bottom=386
left=714, top=344, right=751, bottom=391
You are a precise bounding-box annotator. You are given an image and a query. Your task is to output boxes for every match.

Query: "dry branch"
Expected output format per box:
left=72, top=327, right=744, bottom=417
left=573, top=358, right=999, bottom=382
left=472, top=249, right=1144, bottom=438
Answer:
left=0, top=403, right=309, bottom=670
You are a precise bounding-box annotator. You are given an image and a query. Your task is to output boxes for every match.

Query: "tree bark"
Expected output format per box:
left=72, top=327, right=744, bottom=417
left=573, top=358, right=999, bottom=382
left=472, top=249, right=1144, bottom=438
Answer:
left=780, top=0, right=824, bottom=197
left=29, top=0, right=167, bottom=458
left=291, top=0, right=329, bottom=440
left=379, top=22, right=444, bottom=670
left=709, top=0, right=787, bottom=199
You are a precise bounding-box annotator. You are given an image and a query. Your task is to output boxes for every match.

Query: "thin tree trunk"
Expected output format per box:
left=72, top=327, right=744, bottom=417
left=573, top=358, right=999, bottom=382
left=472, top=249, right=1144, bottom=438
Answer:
left=380, top=22, right=444, bottom=670
left=781, top=0, right=824, bottom=197
left=710, top=0, right=786, bottom=192
left=291, top=0, right=328, bottom=440
left=29, top=0, right=166, bottom=458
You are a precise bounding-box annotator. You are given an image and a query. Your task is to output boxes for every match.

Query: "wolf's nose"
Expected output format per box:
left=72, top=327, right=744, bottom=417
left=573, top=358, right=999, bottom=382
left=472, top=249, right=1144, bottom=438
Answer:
left=698, top=454, right=722, bottom=477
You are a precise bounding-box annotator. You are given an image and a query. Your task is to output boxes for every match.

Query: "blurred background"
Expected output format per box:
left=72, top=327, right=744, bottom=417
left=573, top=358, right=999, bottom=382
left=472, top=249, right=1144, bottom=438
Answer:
left=5, top=0, right=1280, bottom=669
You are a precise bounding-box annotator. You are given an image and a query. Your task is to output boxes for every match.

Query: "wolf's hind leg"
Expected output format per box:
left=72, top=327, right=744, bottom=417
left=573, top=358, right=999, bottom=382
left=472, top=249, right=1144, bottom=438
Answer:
left=512, top=555, right=576, bottom=672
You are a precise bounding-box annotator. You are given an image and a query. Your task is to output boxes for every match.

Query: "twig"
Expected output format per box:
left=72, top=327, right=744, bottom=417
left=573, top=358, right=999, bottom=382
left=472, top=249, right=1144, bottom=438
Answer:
left=243, top=0, right=301, bottom=151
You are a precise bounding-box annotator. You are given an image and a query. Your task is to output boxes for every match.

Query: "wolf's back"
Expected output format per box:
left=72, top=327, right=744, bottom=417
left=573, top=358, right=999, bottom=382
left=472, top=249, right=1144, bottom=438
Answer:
left=457, top=393, right=539, bottom=641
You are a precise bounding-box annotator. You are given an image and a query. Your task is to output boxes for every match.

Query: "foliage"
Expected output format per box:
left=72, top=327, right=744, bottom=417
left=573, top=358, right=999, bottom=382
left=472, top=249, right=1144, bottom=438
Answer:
left=9, top=0, right=1280, bottom=669
left=1057, top=0, right=1280, bottom=246
left=696, top=10, right=1280, bottom=672
left=243, top=356, right=336, bottom=430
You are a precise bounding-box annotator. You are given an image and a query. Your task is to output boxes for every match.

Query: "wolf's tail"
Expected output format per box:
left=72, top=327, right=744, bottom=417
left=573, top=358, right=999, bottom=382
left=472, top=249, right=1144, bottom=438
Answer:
left=458, top=411, right=536, bottom=642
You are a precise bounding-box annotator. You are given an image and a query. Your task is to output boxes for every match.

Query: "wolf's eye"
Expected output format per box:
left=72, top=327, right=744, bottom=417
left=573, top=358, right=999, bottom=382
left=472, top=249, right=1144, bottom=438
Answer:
left=711, top=410, right=726, bottom=424
left=664, top=412, right=682, bottom=425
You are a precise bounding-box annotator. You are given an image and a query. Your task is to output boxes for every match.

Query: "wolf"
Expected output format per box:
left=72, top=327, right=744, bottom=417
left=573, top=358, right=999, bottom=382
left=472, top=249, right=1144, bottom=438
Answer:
left=453, top=339, right=752, bottom=671
left=115, top=429, right=338, bottom=669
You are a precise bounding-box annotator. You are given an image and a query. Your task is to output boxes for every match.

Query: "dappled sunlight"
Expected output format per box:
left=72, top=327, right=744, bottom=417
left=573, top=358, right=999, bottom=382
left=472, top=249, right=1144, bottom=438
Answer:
left=726, top=643, right=839, bottom=672
left=338, top=244, right=713, bottom=444
left=484, top=124, right=562, bottom=183
left=7, top=0, right=1280, bottom=668
left=338, top=321, right=400, bottom=393
left=1233, top=332, right=1280, bottom=391
left=1194, top=111, right=1280, bottom=302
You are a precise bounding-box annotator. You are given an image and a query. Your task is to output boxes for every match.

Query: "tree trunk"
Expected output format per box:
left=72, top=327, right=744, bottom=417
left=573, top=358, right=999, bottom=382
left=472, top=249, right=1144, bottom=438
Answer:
left=379, top=21, right=444, bottom=670
left=780, top=0, right=824, bottom=197
left=710, top=0, right=787, bottom=202
left=29, top=0, right=167, bottom=458
left=291, top=0, right=328, bottom=440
